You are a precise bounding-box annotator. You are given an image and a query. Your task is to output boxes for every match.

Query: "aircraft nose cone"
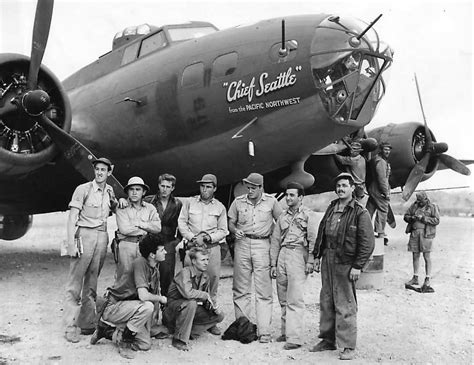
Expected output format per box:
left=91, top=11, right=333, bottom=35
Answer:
left=22, top=90, right=51, bottom=116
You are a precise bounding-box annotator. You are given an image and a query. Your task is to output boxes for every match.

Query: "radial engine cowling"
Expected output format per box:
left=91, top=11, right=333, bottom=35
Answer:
left=0, top=214, right=33, bottom=240
left=0, top=54, right=71, bottom=177
left=367, top=122, right=438, bottom=189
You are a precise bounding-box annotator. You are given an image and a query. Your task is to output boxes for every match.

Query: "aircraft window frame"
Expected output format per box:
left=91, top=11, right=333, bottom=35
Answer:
left=167, top=26, right=217, bottom=42
left=121, top=42, right=140, bottom=65
left=211, top=52, right=238, bottom=81
left=139, top=31, right=167, bottom=58
left=182, top=62, right=204, bottom=88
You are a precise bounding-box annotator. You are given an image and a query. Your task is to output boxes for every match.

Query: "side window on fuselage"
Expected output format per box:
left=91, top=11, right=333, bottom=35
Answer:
left=212, top=52, right=238, bottom=81
left=182, top=62, right=204, bottom=88
left=121, top=42, right=140, bottom=65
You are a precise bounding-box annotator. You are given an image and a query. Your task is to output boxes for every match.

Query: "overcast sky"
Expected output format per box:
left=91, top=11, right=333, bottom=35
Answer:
left=1, top=0, right=472, bottom=190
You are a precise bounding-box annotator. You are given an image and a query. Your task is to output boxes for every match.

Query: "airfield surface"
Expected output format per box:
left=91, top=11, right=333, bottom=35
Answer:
left=0, top=212, right=472, bottom=364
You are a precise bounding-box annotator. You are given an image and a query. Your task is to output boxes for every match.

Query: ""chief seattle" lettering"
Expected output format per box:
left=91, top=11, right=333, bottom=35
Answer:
left=226, top=67, right=298, bottom=103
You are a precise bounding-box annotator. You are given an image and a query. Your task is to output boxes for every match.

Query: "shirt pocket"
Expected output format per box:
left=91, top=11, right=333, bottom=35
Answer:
left=82, top=202, right=101, bottom=219
left=255, top=206, right=272, bottom=223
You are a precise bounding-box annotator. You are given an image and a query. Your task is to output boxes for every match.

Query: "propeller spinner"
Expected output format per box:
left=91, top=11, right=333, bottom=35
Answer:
left=401, top=74, right=470, bottom=201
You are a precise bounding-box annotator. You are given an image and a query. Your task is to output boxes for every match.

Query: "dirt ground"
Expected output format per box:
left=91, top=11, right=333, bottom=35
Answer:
left=0, top=212, right=472, bottom=364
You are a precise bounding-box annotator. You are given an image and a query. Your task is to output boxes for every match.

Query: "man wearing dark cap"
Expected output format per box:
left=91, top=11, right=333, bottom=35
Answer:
left=178, top=174, right=228, bottom=311
left=311, top=173, right=374, bottom=360
left=114, top=177, right=161, bottom=286
left=403, top=191, right=440, bottom=293
left=144, top=173, right=183, bottom=296
left=228, top=172, right=282, bottom=343
left=90, top=234, right=168, bottom=359
left=64, top=157, right=118, bottom=342
left=366, top=141, right=392, bottom=242
left=270, top=182, right=317, bottom=350
left=335, top=141, right=366, bottom=200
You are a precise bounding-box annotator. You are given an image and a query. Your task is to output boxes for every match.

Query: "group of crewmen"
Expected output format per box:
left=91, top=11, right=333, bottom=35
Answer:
left=61, top=144, right=440, bottom=360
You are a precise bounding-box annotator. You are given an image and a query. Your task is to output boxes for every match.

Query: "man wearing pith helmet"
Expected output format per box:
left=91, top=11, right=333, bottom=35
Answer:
left=228, top=172, right=282, bottom=343
left=64, top=157, right=118, bottom=343
left=178, top=173, right=228, bottom=314
left=114, top=176, right=161, bottom=286
left=311, top=173, right=374, bottom=360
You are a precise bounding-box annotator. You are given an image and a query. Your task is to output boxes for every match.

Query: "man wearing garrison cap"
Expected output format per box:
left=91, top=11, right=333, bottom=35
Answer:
left=270, top=182, right=317, bottom=350
left=403, top=191, right=440, bottom=293
left=228, top=172, right=282, bottom=343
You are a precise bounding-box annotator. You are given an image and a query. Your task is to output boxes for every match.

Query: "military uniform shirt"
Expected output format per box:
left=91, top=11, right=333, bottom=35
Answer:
left=116, top=201, right=161, bottom=237
left=228, top=193, right=283, bottom=237
left=68, top=180, right=115, bottom=228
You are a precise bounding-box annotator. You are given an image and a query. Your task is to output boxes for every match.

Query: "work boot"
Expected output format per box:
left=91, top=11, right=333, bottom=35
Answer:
left=283, top=343, right=301, bottom=350
left=172, top=338, right=189, bottom=351
left=405, top=275, right=419, bottom=286
left=309, top=339, right=337, bottom=352
left=421, top=278, right=435, bottom=293
left=90, top=320, right=115, bottom=345
left=207, top=325, right=221, bottom=336
left=117, top=326, right=137, bottom=359
left=65, top=325, right=80, bottom=343
left=340, top=348, right=356, bottom=360
left=276, top=335, right=286, bottom=342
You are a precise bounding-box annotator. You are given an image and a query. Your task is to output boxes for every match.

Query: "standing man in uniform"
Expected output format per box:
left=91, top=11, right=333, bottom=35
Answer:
left=64, top=157, right=118, bottom=343
left=270, top=182, right=317, bottom=350
left=145, top=173, right=183, bottom=295
left=403, top=191, right=440, bottom=293
left=90, top=234, right=168, bottom=359
left=178, top=174, right=228, bottom=309
left=115, top=177, right=161, bottom=284
left=366, top=141, right=392, bottom=243
left=228, top=173, right=282, bottom=343
left=163, top=246, right=225, bottom=351
left=335, top=141, right=366, bottom=201
left=311, top=173, right=374, bottom=360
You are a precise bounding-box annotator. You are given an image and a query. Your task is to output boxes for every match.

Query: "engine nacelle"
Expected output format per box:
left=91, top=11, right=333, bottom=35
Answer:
left=0, top=214, right=33, bottom=240
left=0, top=54, right=71, bottom=177
left=367, top=122, right=438, bottom=189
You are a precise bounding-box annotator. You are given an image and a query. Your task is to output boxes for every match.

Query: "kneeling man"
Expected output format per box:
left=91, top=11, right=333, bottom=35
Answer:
left=163, top=246, right=224, bottom=351
left=91, top=234, right=167, bottom=359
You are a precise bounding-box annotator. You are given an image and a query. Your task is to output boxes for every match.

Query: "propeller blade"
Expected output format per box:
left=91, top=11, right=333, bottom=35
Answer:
left=402, top=153, right=430, bottom=201
left=28, top=0, right=54, bottom=90
left=37, top=114, right=125, bottom=196
left=414, top=73, right=432, bottom=146
left=438, top=153, right=472, bottom=176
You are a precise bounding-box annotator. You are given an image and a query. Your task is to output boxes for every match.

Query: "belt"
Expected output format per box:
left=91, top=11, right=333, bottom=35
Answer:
left=120, top=235, right=143, bottom=243
left=282, top=244, right=304, bottom=250
left=79, top=223, right=107, bottom=232
left=245, top=234, right=270, bottom=240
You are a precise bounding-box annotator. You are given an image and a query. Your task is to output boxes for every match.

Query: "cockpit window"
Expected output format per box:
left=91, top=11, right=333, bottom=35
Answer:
left=168, top=26, right=217, bottom=42
left=139, top=31, right=167, bottom=58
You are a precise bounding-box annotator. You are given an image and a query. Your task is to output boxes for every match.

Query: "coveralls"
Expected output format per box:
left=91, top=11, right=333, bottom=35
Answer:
left=366, top=154, right=391, bottom=236
left=228, top=193, right=282, bottom=336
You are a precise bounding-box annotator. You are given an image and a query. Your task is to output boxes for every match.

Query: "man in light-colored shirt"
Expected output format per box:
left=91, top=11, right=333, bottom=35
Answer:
left=115, top=177, right=161, bottom=285
left=228, top=172, right=282, bottom=343
left=178, top=174, right=228, bottom=306
left=270, top=182, right=317, bottom=350
left=64, top=157, right=118, bottom=343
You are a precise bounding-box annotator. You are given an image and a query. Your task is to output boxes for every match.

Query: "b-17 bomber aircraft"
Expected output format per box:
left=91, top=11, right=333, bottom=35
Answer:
left=0, top=1, right=468, bottom=241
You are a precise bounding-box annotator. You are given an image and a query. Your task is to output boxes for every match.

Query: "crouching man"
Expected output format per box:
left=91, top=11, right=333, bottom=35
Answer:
left=162, top=246, right=224, bottom=351
left=90, top=234, right=167, bottom=359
